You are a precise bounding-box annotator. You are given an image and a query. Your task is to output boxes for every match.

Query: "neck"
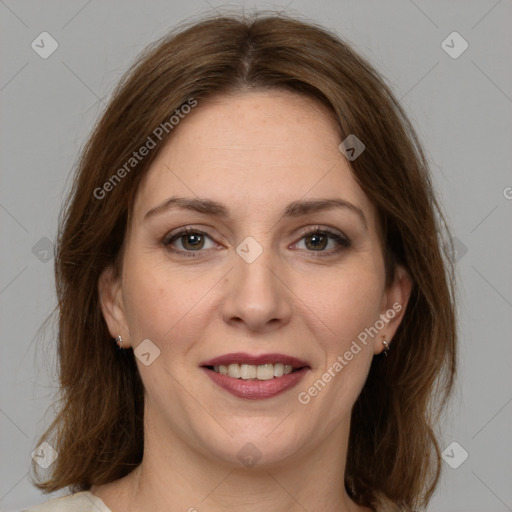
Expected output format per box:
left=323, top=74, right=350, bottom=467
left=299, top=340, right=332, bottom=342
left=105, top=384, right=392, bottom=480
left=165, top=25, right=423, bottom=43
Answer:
left=126, top=450, right=359, bottom=512
left=92, top=406, right=370, bottom=512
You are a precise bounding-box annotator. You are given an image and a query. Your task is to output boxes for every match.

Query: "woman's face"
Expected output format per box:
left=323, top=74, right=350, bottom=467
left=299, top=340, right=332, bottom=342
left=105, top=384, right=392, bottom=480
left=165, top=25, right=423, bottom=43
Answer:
left=101, top=90, right=410, bottom=468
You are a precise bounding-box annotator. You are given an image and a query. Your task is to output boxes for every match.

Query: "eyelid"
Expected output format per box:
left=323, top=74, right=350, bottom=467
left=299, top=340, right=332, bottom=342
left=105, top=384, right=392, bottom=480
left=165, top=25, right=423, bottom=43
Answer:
left=294, top=224, right=348, bottom=240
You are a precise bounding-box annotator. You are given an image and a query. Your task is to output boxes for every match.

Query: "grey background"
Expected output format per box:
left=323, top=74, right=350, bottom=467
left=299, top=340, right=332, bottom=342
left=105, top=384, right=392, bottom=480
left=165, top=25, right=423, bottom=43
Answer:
left=1, top=0, right=511, bottom=510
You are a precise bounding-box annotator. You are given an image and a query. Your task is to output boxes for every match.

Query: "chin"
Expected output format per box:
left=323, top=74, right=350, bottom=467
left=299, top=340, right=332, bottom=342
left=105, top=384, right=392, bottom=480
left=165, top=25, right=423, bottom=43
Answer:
left=192, top=417, right=308, bottom=469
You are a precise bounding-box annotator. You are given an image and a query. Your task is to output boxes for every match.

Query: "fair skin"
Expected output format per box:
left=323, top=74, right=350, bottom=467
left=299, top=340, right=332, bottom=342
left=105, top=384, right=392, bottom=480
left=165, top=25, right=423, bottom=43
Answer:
left=94, top=90, right=411, bottom=512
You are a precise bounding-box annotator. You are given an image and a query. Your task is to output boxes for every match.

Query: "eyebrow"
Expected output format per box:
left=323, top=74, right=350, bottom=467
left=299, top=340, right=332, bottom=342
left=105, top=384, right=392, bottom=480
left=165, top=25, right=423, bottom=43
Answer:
left=144, top=196, right=367, bottom=228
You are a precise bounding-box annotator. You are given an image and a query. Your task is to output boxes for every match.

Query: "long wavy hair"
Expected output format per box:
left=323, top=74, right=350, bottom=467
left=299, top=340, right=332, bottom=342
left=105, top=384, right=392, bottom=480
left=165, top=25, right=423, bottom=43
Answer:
left=32, top=13, right=456, bottom=511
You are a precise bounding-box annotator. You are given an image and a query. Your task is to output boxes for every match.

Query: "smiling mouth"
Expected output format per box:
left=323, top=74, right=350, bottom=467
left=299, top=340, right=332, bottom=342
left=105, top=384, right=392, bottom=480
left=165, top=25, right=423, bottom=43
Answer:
left=204, top=363, right=305, bottom=381
left=200, top=354, right=311, bottom=399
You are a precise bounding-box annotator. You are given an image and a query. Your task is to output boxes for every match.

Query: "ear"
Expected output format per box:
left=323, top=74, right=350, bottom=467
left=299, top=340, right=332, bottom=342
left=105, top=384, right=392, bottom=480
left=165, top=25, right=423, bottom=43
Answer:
left=98, top=265, right=131, bottom=348
left=374, top=265, right=413, bottom=355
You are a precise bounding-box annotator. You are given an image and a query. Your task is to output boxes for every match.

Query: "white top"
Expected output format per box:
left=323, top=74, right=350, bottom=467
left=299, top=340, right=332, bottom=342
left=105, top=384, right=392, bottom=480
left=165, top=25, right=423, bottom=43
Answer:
left=23, top=491, right=112, bottom=512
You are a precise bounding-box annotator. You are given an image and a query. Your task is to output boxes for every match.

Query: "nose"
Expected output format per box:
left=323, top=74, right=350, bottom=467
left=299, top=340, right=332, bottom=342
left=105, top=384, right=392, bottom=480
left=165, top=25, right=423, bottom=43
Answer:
left=221, top=242, right=293, bottom=333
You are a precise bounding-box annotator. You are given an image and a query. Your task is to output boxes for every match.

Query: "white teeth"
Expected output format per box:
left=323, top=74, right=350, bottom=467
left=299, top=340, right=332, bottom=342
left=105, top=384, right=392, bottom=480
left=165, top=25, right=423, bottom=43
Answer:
left=256, top=363, right=274, bottom=380
left=214, top=363, right=301, bottom=380
left=273, top=363, right=284, bottom=377
left=227, top=363, right=241, bottom=378
left=240, top=364, right=257, bottom=379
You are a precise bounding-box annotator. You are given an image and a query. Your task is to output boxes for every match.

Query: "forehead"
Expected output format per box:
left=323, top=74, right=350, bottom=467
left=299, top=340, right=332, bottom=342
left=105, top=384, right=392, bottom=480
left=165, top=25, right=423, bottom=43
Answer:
left=133, top=90, right=376, bottom=223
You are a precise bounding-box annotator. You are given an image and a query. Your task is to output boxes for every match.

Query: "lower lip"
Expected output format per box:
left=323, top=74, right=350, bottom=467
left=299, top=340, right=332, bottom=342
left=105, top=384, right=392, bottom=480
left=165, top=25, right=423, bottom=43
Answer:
left=202, top=367, right=309, bottom=400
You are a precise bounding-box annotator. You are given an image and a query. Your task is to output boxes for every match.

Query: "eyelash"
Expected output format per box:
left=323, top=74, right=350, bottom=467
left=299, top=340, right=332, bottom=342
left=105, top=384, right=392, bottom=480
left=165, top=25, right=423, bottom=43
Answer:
left=162, top=226, right=351, bottom=258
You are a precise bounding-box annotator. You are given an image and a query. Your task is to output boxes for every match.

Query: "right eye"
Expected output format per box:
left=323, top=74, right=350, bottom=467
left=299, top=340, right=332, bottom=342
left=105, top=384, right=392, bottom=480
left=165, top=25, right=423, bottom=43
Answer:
left=163, top=228, right=218, bottom=256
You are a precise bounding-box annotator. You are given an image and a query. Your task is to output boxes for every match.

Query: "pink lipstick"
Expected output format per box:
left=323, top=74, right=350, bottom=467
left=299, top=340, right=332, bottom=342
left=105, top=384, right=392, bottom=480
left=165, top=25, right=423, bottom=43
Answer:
left=200, top=352, right=310, bottom=400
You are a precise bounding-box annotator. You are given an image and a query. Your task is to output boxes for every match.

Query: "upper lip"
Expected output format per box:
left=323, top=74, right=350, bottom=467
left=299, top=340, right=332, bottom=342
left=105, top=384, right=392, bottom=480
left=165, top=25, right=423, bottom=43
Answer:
left=200, top=352, right=310, bottom=369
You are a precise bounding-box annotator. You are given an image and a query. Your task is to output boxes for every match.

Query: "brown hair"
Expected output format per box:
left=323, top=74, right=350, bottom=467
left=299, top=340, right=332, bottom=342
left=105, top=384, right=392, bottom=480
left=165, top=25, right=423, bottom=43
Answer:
left=33, top=12, right=456, bottom=511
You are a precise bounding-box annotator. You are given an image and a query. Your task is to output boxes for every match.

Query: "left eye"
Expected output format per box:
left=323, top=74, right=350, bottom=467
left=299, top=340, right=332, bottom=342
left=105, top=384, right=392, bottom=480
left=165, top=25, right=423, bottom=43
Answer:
left=294, top=230, right=350, bottom=252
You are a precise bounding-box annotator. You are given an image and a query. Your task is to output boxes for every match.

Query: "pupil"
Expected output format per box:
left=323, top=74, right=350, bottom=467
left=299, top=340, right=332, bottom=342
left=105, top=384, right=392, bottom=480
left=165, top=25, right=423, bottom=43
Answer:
left=307, top=234, right=327, bottom=250
left=184, top=234, right=203, bottom=250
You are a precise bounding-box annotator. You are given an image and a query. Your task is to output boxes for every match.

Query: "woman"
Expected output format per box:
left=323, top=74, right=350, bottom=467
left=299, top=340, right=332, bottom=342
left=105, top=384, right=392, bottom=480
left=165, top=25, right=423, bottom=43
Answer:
left=26, top=12, right=456, bottom=512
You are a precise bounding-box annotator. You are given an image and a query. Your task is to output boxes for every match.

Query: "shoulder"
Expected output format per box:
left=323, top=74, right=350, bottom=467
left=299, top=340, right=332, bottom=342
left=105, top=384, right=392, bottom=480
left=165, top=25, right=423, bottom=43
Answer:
left=22, top=491, right=112, bottom=512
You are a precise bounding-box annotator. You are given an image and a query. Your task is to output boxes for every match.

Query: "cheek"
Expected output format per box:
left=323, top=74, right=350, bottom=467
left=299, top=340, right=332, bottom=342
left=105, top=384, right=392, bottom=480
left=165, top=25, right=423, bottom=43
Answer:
left=296, top=263, right=385, bottom=354
left=122, top=259, right=216, bottom=349
left=293, top=271, right=382, bottom=426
